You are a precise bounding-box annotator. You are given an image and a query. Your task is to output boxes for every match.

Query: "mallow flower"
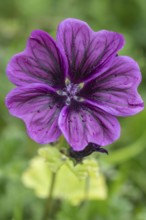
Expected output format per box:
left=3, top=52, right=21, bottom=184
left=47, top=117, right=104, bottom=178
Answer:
left=6, top=18, right=144, bottom=153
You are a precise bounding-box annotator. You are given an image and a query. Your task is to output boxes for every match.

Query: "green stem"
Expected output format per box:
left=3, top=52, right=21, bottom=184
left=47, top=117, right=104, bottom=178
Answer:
left=42, top=172, right=57, bottom=220
left=80, top=175, right=90, bottom=209
left=85, top=175, right=90, bottom=201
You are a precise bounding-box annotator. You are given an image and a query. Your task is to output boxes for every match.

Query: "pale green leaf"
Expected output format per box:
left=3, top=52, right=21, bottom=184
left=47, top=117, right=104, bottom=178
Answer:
left=22, top=147, right=107, bottom=205
left=38, top=146, right=68, bottom=172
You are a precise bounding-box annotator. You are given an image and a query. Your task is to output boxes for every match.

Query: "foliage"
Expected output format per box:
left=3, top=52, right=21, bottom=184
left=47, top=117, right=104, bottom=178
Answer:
left=22, top=146, right=107, bottom=205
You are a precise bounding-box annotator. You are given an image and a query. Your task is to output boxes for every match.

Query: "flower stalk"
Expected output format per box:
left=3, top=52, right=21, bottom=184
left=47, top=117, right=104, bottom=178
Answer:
left=42, top=172, right=57, bottom=220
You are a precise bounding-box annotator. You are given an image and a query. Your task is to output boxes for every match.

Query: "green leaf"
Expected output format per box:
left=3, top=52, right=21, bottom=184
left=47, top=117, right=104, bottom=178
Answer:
left=38, top=145, right=68, bottom=172
left=22, top=147, right=107, bottom=205
left=104, top=132, right=146, bottom=164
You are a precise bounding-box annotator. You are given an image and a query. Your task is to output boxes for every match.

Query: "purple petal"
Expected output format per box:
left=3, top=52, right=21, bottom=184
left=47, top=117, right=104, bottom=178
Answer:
left=7, top=30, right=68, bottom=89
left=57, top=18, right=124, bottom=83
left=6, top=84, right=64, bottom=144
left=80, top=56, right=144, bottom=116
left=58, top=104, right=120, bottom=151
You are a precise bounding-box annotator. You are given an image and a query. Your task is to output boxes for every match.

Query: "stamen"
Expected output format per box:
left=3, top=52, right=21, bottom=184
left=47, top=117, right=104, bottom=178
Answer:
left=65, top=97, right=71, bottom=105
left=57, top=90, right=67, bottom=96
left=65, top=78, right=71, bottom=86
left=74, top=96, right=84, bottom=102
left=57, top=80, right=84, bottom=105
left=78, top=82, right=84, bottom=89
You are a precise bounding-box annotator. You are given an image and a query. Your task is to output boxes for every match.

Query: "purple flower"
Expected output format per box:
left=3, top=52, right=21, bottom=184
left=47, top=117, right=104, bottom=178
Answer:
left=6, top=18, right=144, bottom=151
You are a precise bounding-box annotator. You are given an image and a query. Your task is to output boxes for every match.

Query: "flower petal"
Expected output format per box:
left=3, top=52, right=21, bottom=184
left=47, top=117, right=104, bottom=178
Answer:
left=80, top=56, right=144, bottom=116
left=6, top=84, right=64, bottom=143
left=7, top=30, right=68, bottom=89
left=58, top=104, right=120, bottom=151
left=57, top=18, right=124, bottom=83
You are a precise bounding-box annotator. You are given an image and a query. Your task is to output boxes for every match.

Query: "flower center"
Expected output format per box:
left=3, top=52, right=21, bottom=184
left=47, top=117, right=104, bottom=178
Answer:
left=57, top=79, right=84, bottom=105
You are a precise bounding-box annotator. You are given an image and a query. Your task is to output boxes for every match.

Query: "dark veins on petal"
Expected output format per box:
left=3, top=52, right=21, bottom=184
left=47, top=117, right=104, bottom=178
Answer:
left=12, top=32, right=67, bottom=89
left=63, top=28, right=121, bottom=83
left=78, top=56, right=144, bottom=116
left=79, top=66, right=127, bottom=100
left=29, top=36, right=65, bottom=88
left=8, top=86, right=65, bottom=116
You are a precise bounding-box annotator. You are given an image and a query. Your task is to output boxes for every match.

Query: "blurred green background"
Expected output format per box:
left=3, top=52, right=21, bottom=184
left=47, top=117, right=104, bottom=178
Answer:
left=0, top=0, right=146, bottom=219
